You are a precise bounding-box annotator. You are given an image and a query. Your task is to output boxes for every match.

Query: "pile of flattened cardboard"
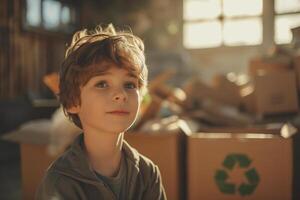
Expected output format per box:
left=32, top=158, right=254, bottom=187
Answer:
left=135, top=45, right=300, bottom=133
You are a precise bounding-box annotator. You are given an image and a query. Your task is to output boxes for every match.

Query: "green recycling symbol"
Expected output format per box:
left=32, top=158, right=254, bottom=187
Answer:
left=214, top=153, right=260, bottom=196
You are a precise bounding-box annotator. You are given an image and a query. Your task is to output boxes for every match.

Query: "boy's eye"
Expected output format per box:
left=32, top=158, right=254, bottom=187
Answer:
left=124, top=82, right=137, bottom=89
left=95, top=81, right=108, bottom=88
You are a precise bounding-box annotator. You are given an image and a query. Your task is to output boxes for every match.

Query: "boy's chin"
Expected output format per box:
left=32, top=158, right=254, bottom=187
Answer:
left=102, top=125, right=132, bottom=134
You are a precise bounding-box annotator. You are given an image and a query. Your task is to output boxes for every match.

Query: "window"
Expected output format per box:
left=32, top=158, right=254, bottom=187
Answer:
left=23, top=0, right=78, bottom=34
left=275, top=0, right=300, bottom=44
left=183, top=0, right=263, bottom=49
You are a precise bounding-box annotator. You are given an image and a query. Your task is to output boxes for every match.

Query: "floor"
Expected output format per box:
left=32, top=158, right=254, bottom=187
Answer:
left=0, top=141, right=21, bottom=200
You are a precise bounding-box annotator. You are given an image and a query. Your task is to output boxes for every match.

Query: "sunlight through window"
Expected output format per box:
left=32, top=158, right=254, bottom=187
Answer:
left=26, top=0, right=41, bottom=26
left=184, top=21, right=222, bottom=48
left=183, top=0, right=262, bottom=49
left=24, top=0, right=77, bottom=33
left=43, top=0, right=61, bottom=29
left=183, top=0, right=221, bottom=20
left=223, top=0, right=262, bottom=17
left=275, top=0, right=300, bottom=44
left=275, top=0, right=300, bottom=14
left=61, top=6, right=71, bottom=24
left=224, top=18, right=262, bottom=46
left=275, top=14, right=300, bottom=44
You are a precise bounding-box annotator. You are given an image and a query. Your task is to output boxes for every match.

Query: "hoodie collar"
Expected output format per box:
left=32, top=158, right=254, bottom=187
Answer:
left=52, top=133, right=141, bottom=185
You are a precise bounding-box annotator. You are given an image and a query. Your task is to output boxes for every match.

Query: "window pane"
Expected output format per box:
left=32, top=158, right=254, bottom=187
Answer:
left=26, top=0, right=41, bottom=26
left=275, top=14, right=300, bottom=44
left=61, top=6, right=71, bottom=24
left=183, top=0, right=221, bottom=20
left=43, top=0, right=61, bottom=29
left=184, top=21, right=222, bottom=48
left=275, top=0, right=300, bottom=14
left=223, top=18, right=262, bottom=46
left=223, top=0, right=262, bottom=17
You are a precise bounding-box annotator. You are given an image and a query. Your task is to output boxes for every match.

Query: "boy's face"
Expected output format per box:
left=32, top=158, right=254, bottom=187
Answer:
left=68, top=62, right=141, bottom=134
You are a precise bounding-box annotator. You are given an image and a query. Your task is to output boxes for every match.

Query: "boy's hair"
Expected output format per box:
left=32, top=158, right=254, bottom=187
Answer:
left=58, top=24, right=148, bottom=128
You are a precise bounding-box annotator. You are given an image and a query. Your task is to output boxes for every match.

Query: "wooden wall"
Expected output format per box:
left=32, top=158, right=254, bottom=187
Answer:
left=0, top=0, right=10, bottom=98
left=0, top=0, right=66, bottom=99
left=0, top=0, right=183, bottom=99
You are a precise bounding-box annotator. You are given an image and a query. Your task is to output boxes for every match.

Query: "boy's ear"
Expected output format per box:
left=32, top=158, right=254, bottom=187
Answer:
left=67, top=105, right=80, bottom=114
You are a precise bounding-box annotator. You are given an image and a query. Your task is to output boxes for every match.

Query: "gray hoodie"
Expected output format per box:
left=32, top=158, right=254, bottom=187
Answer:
left=36, top=134, right=167, bottom=200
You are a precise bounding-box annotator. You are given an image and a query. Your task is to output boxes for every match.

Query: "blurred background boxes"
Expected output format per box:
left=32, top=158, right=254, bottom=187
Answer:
left=253, top=70, right=299, bottom=115
left=293, top=55, right=300, bottom=92
left=249, top=56, right=292, bottom=75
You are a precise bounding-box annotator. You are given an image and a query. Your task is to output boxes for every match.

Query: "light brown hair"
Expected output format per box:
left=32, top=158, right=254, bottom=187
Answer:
left=59, top=24, right=148, bottom=128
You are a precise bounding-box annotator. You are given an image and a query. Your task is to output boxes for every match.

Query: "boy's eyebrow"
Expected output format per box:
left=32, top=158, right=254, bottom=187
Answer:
left=126, top=72, right=138, bottom=79
left=93, top=71, right=111, bottom=76
left=93, top=71, right=138, bottom=79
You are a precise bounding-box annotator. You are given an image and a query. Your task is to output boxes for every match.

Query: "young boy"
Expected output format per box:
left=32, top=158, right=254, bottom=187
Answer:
left=36, top=24, right=166, bottom=200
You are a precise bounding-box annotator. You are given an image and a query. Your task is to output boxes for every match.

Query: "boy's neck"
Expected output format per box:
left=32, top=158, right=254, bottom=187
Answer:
left=83, top=129, right=124, bottom=177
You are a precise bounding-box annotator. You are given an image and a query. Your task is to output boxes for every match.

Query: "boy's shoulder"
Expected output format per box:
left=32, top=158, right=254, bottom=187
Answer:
left=36, top=160, right=82, bottom=199
left=37, top=145, right=86, bottom=188
left=123, top=140, right=162, bottom=181
left=36, top=136, right=97, bottom=199
left=123, top=140, right=166, bottom=199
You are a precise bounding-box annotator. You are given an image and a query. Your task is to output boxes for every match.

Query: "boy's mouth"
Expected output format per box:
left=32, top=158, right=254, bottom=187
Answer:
left=107, top=110, right=130, bottom=115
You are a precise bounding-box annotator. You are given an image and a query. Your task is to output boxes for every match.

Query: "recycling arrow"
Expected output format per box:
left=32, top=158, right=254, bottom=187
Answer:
left=214, top=153, right=260, bottom=196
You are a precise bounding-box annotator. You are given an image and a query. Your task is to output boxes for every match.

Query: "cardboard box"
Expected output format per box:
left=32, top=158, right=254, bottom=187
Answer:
left=212, top=74, right=242, bottom=107
left=292, top=55, right=300, bottom=91
left=125, top=131, right=185, bottom=200
left=253, top=70, right=298, bottom=115
left=199, top=123, right=285, bottom=135
left=187, top=133, right=293, bottom=200
left=21, top=143, right=58, bottom=200
left=249, top=57, right=291, bottom=75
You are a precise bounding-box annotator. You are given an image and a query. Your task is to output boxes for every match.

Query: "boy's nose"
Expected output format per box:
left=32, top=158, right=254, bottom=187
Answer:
left=113, top=90, right=127, bottom=102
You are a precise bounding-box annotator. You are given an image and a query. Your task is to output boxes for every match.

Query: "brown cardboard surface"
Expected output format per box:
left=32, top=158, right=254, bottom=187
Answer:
left=249, top=58, right=291, bottom=75
left=254, top=70, right=298, bottom=115
left=293, top=55, right=300, bottom=91
left=187, top=133, right=292, bottom=200
left=199, top=123, right=284, bottom=134
left=21, top=143, right=58, bottom=200
left=212, top=74, right=242, bottom=107
left=125, top=132, right=185, bottom=200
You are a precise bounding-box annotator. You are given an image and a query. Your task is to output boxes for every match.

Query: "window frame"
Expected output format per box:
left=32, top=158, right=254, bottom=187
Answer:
left=183, top=0, right=263, bottom=49
left=183, top=0, right=300, bottom=50
left=21, top=0, right=80, bottom=36
left=273, top=0, right=300, bottom=44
